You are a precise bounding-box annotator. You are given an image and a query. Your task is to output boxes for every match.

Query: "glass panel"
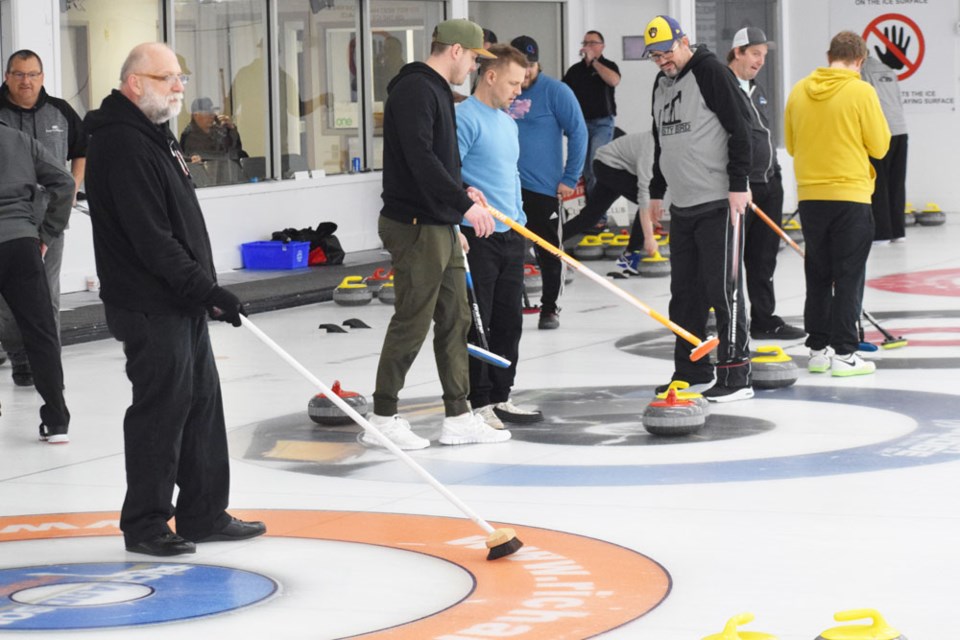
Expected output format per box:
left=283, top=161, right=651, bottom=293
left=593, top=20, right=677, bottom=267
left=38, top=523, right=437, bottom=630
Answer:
left=369, top=0, right=446, bottom=170
left=468, top=1, right=563, bottom=80
left=174, top=0, right=268, bottom=186
left=277, top=0, right=359, bottom=177
left=696, top=0, right=781, bottom=144
left=59, top=0, right=162, bottom=118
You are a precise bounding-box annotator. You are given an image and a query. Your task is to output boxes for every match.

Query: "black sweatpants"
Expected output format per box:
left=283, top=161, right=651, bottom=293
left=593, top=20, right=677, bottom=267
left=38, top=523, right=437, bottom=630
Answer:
left=461, top=226, right=525, bottom=408
left=563, top=160, right=646, bottom=253
left=669, top=207, right=750, bottom=387
left=522, top=189, right=564, bottom=314
left=0, top=237, right=69, bottom=430
left=105, top=305, right=231, bottom=545
left=798, top=201, right=873, bottom=356
left=743, top=173, right=785, bottom=330
left=870, top=134, right=908, bottom=242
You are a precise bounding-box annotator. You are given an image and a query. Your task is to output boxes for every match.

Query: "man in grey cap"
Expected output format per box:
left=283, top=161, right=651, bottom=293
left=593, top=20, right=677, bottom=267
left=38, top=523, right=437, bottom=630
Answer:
left=727, top=27, right=805, bottom=341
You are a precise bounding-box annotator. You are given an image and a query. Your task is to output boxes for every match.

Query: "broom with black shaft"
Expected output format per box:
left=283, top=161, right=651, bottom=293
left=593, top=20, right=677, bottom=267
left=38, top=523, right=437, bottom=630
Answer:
left=485, top=206, right=719, bottom=361
left=239, top=315, right=523, bottom=560
left=748, top=202, right=907, bottom=350
left=461, top=242, right=511, bottom=369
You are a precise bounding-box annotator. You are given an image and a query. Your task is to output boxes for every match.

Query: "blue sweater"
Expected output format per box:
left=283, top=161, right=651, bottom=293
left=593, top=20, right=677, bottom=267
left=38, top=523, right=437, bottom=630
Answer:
left=457, top=96, right=525, bottom=233
left=508, top=73, right=587, bottom=197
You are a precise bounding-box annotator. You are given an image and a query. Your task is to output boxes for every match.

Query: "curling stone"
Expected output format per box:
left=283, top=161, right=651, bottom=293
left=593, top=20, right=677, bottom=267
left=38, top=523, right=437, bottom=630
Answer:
left=915, top=202, right=946, bottom=226
left=751, top=345, right=799, bottom=389
left=378, top=280, right=396, bottom=305
left=604, top=233, right=631, bottom=258
left=656, top=233, right=670, bottom=257
left=655, top=380, right=709, bottom=412
left=702, top=612, right=778, bottom=640
left=573, top=235, right=605, bottom=260
left=308, top=380, right=369, bottom=426
left=642, top=388, right=705, bottom=437
left=524, top=263, right=543, bottom=295
left=638, top=251, right=670, bottom=278
left=783, top=217, right=804, bottom=244
left=903, top=202, right=916, bottom=227
left=333, top=275, right=373, bottom=306
left=815, top=608, right=906, bottom=640
left=364, top=267, right=393, bottom=297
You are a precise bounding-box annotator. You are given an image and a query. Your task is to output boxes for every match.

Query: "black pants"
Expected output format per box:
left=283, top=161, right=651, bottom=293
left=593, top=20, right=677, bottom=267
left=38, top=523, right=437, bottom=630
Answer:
left=798, top=201, right=873, bottom=356
left=0, top=237, right=69, bottom=429
left=669, top=207, right=750, bottom=387
left=105, top=305, right=231, bottom=545
left=870, top=134, right=908, bottom=241
left=522, top=189, right=564, bottom=314
left=563, top=160, right=645, bottom=252
left=743, top=174, right=785, bottom=330
left=461, top=227, right=525, bottom=407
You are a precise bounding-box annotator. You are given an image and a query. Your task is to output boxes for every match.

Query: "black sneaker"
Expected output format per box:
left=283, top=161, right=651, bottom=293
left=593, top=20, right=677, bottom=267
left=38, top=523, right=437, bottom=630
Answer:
left=538, top=311, right=560, bottom=330
left=702, top=385, right=755, bottom=403
left=750, top=323, right=806, bottom=340
left=654, top=379, right=716, bottom=395
left=493, top=400, right=544, bottom=424
left=39, top=423, right=69, bottom=444
left=12, top=361, right=34, bottom=387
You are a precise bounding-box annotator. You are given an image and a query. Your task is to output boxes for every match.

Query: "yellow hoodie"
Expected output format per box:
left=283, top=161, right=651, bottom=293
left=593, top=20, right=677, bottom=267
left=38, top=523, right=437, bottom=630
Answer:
left=785, top=67, right=891, bottom=203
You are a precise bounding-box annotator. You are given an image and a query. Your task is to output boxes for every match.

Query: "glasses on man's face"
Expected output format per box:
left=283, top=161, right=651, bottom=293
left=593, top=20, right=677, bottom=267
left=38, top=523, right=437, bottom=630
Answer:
left=647, top=44, right=678, bottom=63
left=8, top=71, right=42, bottom=81
left=138, top=73, right=190, bottom=87
left=581, top=40, right=602, bottom=46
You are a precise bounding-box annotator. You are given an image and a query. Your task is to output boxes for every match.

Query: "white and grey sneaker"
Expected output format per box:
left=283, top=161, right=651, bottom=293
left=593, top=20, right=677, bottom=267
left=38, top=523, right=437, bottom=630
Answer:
left=439, top=412, right=511, bottom=445
left=808, top=347, right=835, bottom=373
left=494, top=400, right=544, bottom=424
left=476, top=404, right=505, bottom=430
left=831, top=352, right=876, bottom=377
left=361, top=414, right=430, bottom=450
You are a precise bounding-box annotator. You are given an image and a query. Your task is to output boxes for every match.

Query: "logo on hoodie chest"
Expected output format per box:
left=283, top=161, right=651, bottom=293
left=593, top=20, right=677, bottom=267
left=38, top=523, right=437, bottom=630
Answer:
left=658, top=90, right=690, bottom=136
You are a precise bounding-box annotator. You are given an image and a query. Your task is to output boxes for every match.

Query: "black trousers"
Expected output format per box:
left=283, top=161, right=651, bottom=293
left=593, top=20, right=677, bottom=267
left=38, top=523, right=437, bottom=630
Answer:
left=870, top=134, right=908, bottom=241
left=669, top=207, right=750, bottom=387
left=0, top=237, right=69, bottom=429
left=798, top=201, right=873, bottom=356
left=461, top=227, right=525, bottom=407
left=105, top=305, right=231, bottom=545
left=743, top=174, right=785, bottom=330
left=522, top=189, right=564, bottom=314
left=563, top=160, right=645, bottom=252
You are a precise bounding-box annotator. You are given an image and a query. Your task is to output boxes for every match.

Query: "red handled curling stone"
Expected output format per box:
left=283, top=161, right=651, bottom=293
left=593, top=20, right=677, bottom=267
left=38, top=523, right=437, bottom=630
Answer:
left=308, top=380, right=369, bottom=426
left=642, top=388, right=705, bottom=437
left=523, top=263, right=543, bottom=295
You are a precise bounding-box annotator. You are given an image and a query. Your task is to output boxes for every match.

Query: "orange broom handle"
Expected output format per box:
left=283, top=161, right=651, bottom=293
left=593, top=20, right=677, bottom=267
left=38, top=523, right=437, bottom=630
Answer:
left=485, top=205, right=718, bottom=361
left=749, top=202, right=805, bottom=258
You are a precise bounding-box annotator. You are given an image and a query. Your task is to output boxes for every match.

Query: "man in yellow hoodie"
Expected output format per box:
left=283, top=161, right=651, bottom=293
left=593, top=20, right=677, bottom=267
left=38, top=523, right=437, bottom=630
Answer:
left=784, top=31, right=890, bottom=377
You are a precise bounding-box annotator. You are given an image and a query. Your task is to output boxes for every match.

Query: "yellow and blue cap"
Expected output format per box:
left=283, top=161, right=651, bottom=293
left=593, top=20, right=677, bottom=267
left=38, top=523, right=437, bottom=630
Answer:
left=643, top=15, right=685, bottom=57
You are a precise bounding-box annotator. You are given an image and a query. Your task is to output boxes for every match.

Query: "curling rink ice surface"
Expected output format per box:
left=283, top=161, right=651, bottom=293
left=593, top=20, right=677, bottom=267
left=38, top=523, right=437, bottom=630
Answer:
left=1, top=216, right=959, bottom=639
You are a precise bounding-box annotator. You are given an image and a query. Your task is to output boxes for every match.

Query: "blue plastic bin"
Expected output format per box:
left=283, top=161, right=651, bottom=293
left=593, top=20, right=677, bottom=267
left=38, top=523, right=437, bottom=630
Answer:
left=241, top=240, right=310, bottom=270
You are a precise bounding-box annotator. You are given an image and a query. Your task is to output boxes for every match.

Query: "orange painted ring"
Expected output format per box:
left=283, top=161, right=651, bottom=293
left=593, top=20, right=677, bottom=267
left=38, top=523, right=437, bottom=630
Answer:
left=0, top=510, right=671, bottom=638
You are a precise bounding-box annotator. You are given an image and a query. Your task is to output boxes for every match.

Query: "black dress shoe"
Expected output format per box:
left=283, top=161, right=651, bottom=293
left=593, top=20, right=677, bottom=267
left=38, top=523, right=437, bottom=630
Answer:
left=126, top=532, right=196, bottom=556
left=193, top=517, right=267, bottom=543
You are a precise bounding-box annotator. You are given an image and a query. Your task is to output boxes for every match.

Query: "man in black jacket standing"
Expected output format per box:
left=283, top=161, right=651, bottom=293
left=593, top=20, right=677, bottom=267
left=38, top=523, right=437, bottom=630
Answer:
left=727, top=27, right=805, bottom=341
left=371, top=19, right=509, bottom=449
left=84, top=42, right=265, bottom=557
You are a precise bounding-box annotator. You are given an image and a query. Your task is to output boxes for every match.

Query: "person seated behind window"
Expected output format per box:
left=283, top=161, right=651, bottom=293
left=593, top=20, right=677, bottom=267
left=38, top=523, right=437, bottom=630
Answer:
left=180, top=97, right=246, bottom=183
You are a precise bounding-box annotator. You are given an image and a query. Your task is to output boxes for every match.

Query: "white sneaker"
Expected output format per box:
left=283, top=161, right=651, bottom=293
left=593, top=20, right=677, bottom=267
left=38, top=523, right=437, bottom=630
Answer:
left=361, top=414, right=430, bottom=450
left=494, top=400, right=544, bottom=424
left=439, top=412, right=511, bottom=445
left=476, top=404, right=505, bottom=430
left=831, top=352, right=876, bottom=377
left=808, top=347, right=835, bottom=373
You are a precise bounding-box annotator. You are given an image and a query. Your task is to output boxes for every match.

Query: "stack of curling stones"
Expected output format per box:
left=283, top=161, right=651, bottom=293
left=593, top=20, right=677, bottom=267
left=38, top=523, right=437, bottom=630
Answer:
left=639, top=250, right=670, bottom=278
left=751, top=345, right=799, bottom=389
left=643, top=386, right=706, bottom=436
left=333, top=275, right=373, bottom=306
left=702, top=612, right=777, bottom=640
left=308, top=380, right=369, bottom=426
left=604, top=233, right=631, bottom=259
left=815, top=608, right=906, bottom=640
left=524, top=263, right=543, bottom=295
left=915, top=202, right=945, bottom=226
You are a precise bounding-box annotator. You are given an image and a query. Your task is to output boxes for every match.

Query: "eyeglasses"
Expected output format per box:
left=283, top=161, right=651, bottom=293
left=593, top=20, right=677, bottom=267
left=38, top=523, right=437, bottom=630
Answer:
left=581, top=40, right=603, bottom=46
left=647, top=43, right=679, bottom=62
left=8, top=71, right=42, bottom=80
left=137, top=73, right=190, bottom=86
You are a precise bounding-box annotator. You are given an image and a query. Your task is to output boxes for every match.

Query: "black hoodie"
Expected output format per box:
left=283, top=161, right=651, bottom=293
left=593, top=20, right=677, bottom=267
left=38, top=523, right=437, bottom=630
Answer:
left=380, top=62, right=474, bottom=225
left=83, top=90, right=219, bottom=317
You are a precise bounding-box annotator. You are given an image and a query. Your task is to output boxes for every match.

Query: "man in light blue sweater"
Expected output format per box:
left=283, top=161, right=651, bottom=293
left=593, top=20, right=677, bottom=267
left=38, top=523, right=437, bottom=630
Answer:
left=458, top=43, right=544, bottom=428
left=508, top=36, right=587, bottom=330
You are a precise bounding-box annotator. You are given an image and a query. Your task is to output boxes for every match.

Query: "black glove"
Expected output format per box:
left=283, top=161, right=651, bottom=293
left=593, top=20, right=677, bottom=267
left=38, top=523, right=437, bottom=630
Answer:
left=206, top=286, right=244, bottom=327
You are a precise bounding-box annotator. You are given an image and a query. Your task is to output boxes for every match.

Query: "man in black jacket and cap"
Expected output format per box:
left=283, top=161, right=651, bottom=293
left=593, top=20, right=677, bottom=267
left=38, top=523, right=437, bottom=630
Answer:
left=370, top=19, right=510, bottom=449
left=84, top=42, right=265, bottom=557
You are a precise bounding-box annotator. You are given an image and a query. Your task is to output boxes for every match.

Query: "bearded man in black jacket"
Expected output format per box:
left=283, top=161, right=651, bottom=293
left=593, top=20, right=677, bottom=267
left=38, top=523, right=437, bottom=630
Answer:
left=84, top=42, right=265, bottom=557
